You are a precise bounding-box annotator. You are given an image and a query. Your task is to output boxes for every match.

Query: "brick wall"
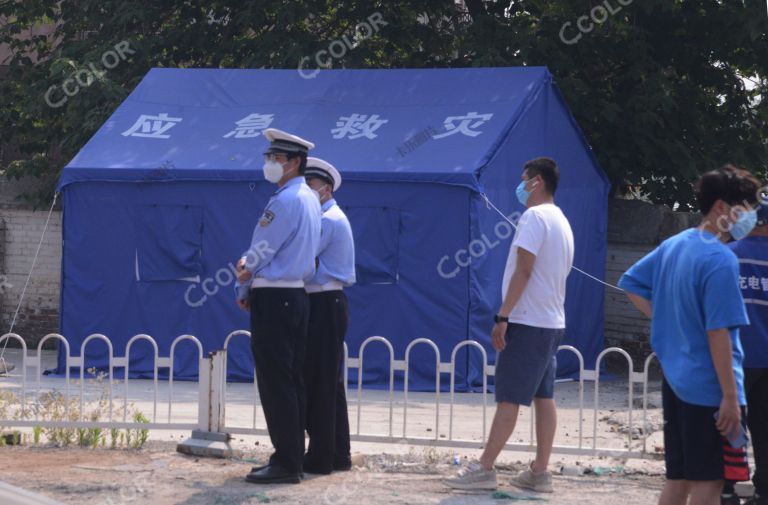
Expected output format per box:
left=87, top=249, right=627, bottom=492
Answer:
left=0, top=177, right=61, bottom=349
left=604, top=243, right=654, bottom=356
left=602, top=199, right=700, bottom=360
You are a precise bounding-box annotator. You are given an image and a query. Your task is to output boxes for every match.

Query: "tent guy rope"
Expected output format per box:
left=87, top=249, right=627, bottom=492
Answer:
left=480, top=193, right=625, bottom=293
left=0, top=192, right=59, bottom=364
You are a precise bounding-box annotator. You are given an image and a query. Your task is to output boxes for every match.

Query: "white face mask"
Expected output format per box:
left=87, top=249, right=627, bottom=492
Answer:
left=262, top=160, right=285, bottom=183
left=307, top=180, right=330, bottom=202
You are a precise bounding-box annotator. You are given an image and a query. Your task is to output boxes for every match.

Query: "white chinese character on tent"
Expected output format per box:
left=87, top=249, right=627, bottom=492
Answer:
left=739, top=275, right=748, bottom=290
left=122, top=113, right=182, bottom=139
left=433, top=112, right=494, bottom=139
left=762, top=277, right=768, bottom=291
left=223, top=113, right=274, bottom=139
left=749, top=275, right=761, bottom=290
left=331, top=114, right=389, bottom=139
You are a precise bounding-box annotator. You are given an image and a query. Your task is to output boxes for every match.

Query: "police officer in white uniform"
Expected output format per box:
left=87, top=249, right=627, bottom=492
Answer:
left=235, top=129, right=321, bottom=484
left=302, top=157, right=356, bottom=474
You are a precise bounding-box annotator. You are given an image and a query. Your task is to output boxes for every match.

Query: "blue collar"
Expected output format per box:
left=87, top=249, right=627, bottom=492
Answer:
left=274, top=176, right=304, bottom=195
left=321, top=198, right=336, bottom=212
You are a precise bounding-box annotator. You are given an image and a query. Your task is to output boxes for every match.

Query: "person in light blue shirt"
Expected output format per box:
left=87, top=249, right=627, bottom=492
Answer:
left=234, top=170, right=321, bottom=301
left=307, top=198, right=356, bottom=286
left=619, top=165, right=761, bottom=505
left=307, top=188, right=356, bottom=289
left=235, top=128, right=321, bottom=485
left=301, top=157, right=356, bottom=475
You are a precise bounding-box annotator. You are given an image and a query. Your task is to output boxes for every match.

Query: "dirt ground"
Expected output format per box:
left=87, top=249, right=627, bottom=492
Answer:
left=0, top=439, right=668, bottom=505
left=0, top=350, right=682, bottom=503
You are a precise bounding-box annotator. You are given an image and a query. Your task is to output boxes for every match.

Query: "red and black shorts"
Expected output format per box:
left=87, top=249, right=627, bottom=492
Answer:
left=662, top=379, right=749, bottom=482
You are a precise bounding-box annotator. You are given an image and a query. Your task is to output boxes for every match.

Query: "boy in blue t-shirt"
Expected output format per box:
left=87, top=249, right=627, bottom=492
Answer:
left=723, top=203, right=768, bottom=505
left=619, top=165, right=763, bottom=505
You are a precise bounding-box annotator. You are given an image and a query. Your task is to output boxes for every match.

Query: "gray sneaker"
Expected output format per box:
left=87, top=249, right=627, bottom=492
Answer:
left=509, top=466, right=553, bottom=493
left=443, top=462, right=497, bottom=490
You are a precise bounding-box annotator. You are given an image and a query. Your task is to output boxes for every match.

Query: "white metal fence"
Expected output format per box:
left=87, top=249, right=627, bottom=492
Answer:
left=0, top=332, right=661, bottom=458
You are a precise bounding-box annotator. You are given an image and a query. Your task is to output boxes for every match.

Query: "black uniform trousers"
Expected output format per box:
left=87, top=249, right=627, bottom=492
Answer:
left=249, top=287, right=309, bottom=474
left=723, top=367, right=768, bottom=497
left=303, top=290, right=351, bottom=473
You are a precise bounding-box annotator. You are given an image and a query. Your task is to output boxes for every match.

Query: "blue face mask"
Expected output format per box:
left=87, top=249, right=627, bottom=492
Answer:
left=729, top=208, right=758, bottom=240
left=516, top=179, right=537, bottom=206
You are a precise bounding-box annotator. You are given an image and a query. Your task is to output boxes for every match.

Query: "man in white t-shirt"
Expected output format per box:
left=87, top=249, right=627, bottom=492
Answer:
left=445, top=157, right=574, bottom=493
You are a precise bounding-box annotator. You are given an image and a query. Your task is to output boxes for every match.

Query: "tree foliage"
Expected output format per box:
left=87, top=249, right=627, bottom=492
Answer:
left=1, top=0, right=766, bottom=207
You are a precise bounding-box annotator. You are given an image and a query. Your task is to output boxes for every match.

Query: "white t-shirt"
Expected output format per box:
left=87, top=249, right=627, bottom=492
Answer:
left=501, top=203, right=574, bottom=329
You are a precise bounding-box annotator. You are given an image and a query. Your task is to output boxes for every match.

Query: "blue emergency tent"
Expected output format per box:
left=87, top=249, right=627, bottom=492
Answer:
left=55, top=67, right=609, bottom=391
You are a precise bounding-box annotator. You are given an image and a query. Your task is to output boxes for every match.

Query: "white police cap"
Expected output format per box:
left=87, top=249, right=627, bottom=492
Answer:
left=305, top=157, right=342, bottom=192
left=263, top=128, right=315, bottom=155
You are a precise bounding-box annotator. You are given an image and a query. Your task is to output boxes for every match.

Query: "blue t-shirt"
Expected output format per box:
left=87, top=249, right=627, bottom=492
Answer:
left=618, top=228, right=749, bottom=407
left=727, top=236, right=768, bottom=368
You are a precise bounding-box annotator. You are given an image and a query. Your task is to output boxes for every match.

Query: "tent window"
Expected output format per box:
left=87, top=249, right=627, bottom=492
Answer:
left=135, top=204, right=203, bottom=282
left=343, top=206, right=400, bottom=285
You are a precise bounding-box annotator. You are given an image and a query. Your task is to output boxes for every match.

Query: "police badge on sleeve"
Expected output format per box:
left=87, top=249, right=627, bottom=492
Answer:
left=259, top=210, right=275, bottom=227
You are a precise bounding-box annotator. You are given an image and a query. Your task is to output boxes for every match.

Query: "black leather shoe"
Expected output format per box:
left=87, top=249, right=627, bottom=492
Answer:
left=250, top=455, right=278, bottom=473
left=251, top=463, right=303, bottom=478
left=245, top=464, right=301, bottom=484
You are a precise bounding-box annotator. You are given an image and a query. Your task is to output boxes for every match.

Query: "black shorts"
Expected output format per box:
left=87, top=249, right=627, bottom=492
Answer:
left=662, top=378, right=749, bottom=482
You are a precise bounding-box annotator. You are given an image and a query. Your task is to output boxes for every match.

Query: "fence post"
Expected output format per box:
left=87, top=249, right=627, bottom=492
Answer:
left=209, top=350, right=226, bottom=432
left=177, top=350, right=235, bottom=458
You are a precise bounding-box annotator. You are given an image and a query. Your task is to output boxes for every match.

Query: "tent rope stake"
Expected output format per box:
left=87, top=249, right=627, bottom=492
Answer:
left=480, top=193, right=624, bottom=292
left=0, top=192, right=60, bottom=364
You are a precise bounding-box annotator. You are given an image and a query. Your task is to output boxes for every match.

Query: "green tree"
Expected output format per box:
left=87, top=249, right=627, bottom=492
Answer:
left=1, top=0, right=766, bottom=207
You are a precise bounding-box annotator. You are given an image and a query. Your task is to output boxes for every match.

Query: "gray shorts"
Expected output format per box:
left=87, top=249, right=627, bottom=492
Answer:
left=494, top=323, right=564, bottom=406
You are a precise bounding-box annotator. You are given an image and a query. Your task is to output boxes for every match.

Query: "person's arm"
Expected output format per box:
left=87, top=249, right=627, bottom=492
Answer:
left=491, top=210, right=546, bottom=352
left=626, top=293, right=652, bottom=319
left=618, top=248, right=658, bottom=319
left=236, top=199, right=292, bottom=283
left=310, top=215, right=334, bottom=278
left=317, top=215, right=334, bottom=256
left=708, top=327, right=741, bottom=438
left=491, top=247, right=535, bottom=352
left=701, top=254, right=749, bottom=437
left=234, top=280, right=250, bottom=309
left=233, top=199, right=294, bottom=306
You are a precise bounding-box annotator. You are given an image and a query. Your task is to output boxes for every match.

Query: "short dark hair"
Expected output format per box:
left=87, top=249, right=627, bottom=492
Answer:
left=288, top=153, right=308, bottom=175
left=523, top=157, right=559, bottom=194
left=694, top=164, right=761, bottom=215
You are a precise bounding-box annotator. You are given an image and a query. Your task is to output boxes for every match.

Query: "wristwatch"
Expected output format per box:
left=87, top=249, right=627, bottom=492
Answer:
left=494, top=314, right=508, bottom=324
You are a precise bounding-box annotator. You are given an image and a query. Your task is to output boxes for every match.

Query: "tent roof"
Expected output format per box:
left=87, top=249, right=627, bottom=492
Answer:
left=57, top=67, right=559, bottom=191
